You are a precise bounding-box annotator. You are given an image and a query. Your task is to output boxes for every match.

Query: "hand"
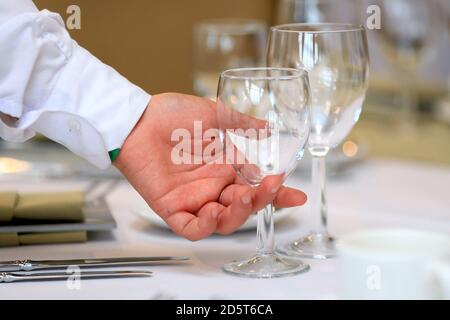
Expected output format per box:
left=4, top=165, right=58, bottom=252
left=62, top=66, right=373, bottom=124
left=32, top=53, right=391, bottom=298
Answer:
left=114, top=93, right=307, bottom=240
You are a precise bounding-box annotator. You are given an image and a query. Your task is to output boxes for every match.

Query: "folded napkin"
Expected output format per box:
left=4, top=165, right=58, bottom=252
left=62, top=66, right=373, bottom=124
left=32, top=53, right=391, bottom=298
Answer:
left=0, top=192, right=18, bottom=222
left=0, top=191, right=87, bottom=246
left=0, top=231, right=87, bottom=247
left=14, top=191, right=85, bottom=221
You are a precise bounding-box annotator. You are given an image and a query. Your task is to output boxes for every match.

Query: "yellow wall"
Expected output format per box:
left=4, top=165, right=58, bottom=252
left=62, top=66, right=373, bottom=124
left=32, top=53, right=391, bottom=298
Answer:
left=34, top=0, right=275, bottom=94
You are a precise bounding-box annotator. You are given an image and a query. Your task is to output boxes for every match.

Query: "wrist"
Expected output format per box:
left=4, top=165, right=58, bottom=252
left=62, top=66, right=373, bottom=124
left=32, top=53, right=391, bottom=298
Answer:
left=112, top=101, right=152, bottom=173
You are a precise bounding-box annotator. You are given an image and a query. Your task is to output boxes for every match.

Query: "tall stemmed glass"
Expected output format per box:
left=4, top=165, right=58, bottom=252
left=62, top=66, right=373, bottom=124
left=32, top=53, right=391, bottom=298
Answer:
left=372, top=0, right=441, bottom=126
left=217, top=67, right=311, bottom=277
left=268, top=24, right=370, bottom=259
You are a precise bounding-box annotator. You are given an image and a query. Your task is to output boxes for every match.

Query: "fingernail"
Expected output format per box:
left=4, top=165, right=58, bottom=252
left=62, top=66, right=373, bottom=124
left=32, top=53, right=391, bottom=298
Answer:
left=241, top=193, right=251, bottom=205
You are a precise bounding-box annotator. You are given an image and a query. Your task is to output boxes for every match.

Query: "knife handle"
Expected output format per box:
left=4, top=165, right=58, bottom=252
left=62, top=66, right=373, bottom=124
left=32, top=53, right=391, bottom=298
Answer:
left=0, top=273, right=15, bottom=282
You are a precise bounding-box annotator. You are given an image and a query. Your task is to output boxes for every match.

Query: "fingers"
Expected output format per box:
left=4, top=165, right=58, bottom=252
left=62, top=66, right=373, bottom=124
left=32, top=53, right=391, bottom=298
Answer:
left=273, top=186, right=307, bottom=208
left=219, top=183, right=308, bottom=209
left=219, top=175, right=283, bottom=206
left=251, top=175, right=284, bottom=212
left=156, top=165, right=234, bottom=215
left=217, top=184, right=247, bottom=206
left=214, top=176, right=283, bottom=234
left=163, top=174, right=307, bottom=240
left=216, top=185, right=255, bottom=235
left=164, top=202, right=223, bottom=241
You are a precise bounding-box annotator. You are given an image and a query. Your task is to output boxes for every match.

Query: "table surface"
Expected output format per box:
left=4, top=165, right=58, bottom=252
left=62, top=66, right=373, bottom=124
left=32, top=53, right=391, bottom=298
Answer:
left=1, top=158, right=449, bottom=300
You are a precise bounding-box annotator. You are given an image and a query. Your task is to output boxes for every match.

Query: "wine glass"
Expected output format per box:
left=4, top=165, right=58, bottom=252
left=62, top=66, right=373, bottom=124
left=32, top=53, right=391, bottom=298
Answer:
left=371, top=0, right=441, bottom=124
left=217, top=67, right=311, bottom=277
left=268, top=23, right=370, bottom=259
left=442, top=0, right=450, bottom=94
left=275, top=0, right=360, bottom=25
left=193, top=19, right=267, bottom=99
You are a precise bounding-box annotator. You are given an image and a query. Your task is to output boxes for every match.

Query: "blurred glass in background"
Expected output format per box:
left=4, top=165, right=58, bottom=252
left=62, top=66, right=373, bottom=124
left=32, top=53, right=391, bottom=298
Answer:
left=274, top=0, right=450, bottom=166
left=193, top=19, right=267, bottom=99
left=435, top=0, right=450, bottom=124
left=276, top=0, right=359, bottom=24
left=370, top=0, right=443, bottom=129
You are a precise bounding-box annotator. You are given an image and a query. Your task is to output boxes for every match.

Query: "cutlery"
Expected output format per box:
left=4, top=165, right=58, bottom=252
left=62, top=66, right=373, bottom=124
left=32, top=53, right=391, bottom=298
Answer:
left=0, top=256, right=190, bottom=272
left=0, top=270, right=152, bottom=283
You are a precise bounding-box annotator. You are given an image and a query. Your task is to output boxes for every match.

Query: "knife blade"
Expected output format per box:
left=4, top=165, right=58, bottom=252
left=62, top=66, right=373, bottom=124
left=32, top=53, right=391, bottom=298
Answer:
left=0, top=256, right=189, bottom=272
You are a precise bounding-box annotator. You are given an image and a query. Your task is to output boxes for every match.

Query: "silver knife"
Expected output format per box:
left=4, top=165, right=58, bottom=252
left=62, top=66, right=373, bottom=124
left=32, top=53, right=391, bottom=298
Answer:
left=0, top=270, right=152, bottom=283
left=0, top=256, right=189, bottom=272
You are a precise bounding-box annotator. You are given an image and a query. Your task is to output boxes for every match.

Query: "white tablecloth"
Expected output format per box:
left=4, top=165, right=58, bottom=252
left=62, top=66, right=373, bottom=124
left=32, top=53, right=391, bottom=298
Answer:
left=1, top=158, right=449, bottom=300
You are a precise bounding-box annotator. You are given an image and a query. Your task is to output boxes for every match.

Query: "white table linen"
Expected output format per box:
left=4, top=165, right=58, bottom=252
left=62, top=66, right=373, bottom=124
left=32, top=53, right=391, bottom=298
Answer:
left=0, top=158, right=449, bottom=299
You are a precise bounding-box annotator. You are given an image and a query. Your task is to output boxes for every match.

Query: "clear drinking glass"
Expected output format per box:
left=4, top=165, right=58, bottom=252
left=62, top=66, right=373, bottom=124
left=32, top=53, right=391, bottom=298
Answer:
left=445, top=0, right=450, bottom=93
left=372, top=0, right=441, bottom=124
left=268, top=23, right=370, bottom=259
left=193, top=19, right=267, bottom=99
left=217, top=67, right=311, bottom=277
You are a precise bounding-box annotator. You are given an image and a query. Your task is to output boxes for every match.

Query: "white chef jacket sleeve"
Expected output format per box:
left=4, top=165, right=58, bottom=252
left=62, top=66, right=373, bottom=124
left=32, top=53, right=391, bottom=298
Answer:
left=0, top=0, right=151, bottom=169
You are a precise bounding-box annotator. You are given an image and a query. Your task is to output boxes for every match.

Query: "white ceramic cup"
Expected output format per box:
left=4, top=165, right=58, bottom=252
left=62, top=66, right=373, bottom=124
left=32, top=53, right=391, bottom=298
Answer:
left=337, top=228, right=450, bottom=300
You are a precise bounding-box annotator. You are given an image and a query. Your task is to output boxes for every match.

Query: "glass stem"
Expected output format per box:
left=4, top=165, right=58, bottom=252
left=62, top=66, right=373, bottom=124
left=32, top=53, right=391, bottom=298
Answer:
left=399, top=71, right=418, bottom=133
left=311, top=156, right=328, bottom=235
left=256, top=203, right=274, bottom=255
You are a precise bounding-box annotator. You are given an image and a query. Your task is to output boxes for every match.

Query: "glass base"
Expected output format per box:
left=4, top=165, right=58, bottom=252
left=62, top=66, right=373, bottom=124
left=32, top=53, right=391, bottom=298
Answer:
left=277, top=233, right=336, bottom=259
left=222, top=253, right=310, bottom=278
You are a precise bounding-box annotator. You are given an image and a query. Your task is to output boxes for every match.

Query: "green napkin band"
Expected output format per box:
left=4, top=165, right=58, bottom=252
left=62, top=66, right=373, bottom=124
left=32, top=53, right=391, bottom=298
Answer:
left=108, top=148, right=121, bottom=162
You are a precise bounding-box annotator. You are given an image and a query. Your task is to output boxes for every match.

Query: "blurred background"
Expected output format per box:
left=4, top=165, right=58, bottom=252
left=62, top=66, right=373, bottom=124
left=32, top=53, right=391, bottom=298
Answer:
left=1, top=0, right=450, bottom=179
